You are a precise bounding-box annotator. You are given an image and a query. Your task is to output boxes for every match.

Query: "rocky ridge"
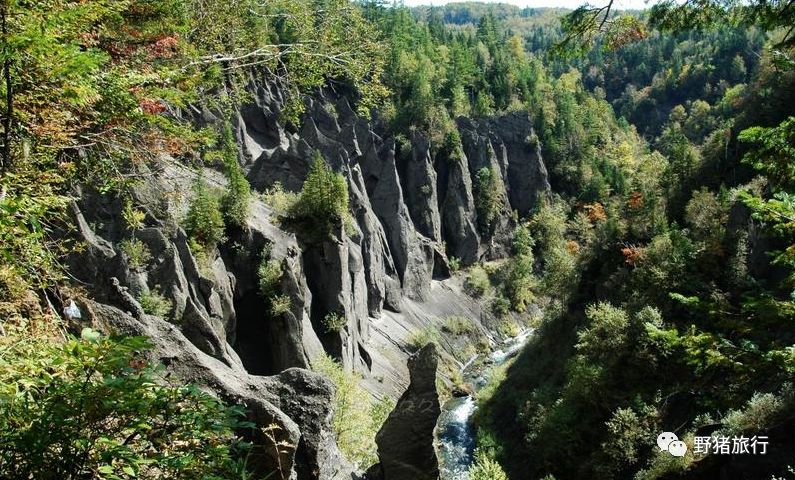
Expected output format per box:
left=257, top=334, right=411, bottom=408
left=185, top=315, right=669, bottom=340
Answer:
left=67, top=80, right=550, bottom=480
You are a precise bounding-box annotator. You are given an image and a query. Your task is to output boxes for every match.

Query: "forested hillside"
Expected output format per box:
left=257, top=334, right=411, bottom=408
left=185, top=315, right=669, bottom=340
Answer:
left=0, top=0, right=793, bottom=479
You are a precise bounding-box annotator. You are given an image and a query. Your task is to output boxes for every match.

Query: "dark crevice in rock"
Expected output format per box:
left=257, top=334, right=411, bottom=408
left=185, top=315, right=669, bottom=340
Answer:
left=232, top=289, right=279, bottom=375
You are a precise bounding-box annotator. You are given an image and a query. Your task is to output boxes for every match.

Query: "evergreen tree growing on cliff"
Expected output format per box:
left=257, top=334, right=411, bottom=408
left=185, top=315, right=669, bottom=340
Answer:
left=291, top=152, right=351, bottom=237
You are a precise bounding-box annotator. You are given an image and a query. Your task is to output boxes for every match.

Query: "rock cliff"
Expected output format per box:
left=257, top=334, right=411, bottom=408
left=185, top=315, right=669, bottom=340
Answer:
left=66, top=81, right=550, bottom=479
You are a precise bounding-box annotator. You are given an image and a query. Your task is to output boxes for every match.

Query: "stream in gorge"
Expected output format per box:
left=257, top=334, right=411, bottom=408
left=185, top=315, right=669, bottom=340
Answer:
left=436, top=329, right=534, bottom=480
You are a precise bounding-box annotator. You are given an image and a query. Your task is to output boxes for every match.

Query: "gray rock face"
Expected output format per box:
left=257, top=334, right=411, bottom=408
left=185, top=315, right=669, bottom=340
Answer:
left=88, top=301, right=350, bottom=480
left=66, top=82, right=551, bottom=479
left=439, top=151, right=481, bottom=264
left=373, top=343, right=441, bottom=480
left=358, top=135, right=434, bottom=302
left=401, top=134, right=442, bottom=242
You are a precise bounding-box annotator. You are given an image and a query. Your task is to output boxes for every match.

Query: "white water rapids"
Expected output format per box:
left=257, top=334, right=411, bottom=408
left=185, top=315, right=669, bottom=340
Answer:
left=435, top=329, right=533, bottom=480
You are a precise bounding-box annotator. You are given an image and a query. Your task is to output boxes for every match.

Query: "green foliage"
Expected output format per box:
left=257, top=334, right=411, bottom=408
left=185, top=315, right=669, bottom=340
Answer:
left=465, top=265, right=491, bottom=297
left=601, top=403, right=658, bottom=468
left=217, top=126, right=251, bottom=229
left=407, top=325, right=441, bottom=352
left=497, top=318, right=520, bottom=338
left=474, top=167, right=501, bottom=234
left=490, top=294, right=511, bottom=317
left=721, top=386, right=794, bottom=436
left=269, top=294, right=292, bottom=317
left=322, top=312, right=347, bottom=333
left=738, top=118, right=795, bottom=290
left=503, top=225, right=537, bottom=312
left=576, top=302, right=630, bottom=360
left=262, top=182, right=300, bottom=216
left=504, top=253, right=536, bottom=313
left=0, top=172, right=70, bottom=294
left=118, top=238, right=151, bottom=270
left=184, top=177, right=225, bottom=248
left=0, top=0, right=389, bottom=317
left=684, top=187, right=727, bottom=245
left=441, top=316, right=475, bottom=336
left=448, top=256, right=462, bottom=272
left=258, top=256, right=283, bottom=299
left=258, top=250, right=293, bottom=319
left=739, top=117, right=795, bottom=189
left=468, top=455, right=508, bottom=480
left=421, top=4, right=795, bottom=480
left=0, top=326, right=252, bottom=479
left=312, top=354, right=392, bottom=469
left=122, top=202, right=146, bottom=231
left=289, top=153, right=351, bottom=237
left=138, top=288, right=174, bottom=319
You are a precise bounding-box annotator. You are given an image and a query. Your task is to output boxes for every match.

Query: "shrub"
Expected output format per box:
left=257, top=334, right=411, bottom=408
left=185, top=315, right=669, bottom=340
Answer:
left=138, top=288, right=173, bottom=319
left=118, top=238, right=151, bottom=269
left=312, top=354, right=391, bottom=469
left=184, top=177, right=225, bottom=248
left=539, top=244, right=577, bottom=298
left=512, top=223, right=534, bottom=256
left=497, top=318, right=520, bottom=338
left=262, top=182, right=299, bottom=216
left=122, top=201, right=146, bottom=231
left=722, top=390, right=790, bottom=435
left=269, top=294, right=292, bottom=317
left=601, top=404, right=658, bottom=467
left=0, top=327, right=252, bottom=479
left=407, top=326, right=440, bottom=352
left=258, top=256, right=283, bottom=299
left=0, top=265, right=28, bottom=306
left=209, top=125, right=251, bottom=229
left=684, top=187, right=727, bottom=244
left=448, top=256, right=461, bottom=272
left=322, top=311, right=347, bottom=333
left=468, top=456, right=508, bottom=480
left=442, top=128, right=464, bottom=162
left=0, top=172, right=70, bottom=294
left=490, top=294, right=511, bottom=316
left=189, top=238, right=215, bottom=279
left=442, top=316, right=475, bottom=336
left=465, top=265, right=491, bottom=297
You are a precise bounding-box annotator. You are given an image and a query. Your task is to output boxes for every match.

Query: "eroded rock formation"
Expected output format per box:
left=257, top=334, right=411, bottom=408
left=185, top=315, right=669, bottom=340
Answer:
left=372, top=343, right=441, bottom=480
left=67, top=81, right=550, bottom=479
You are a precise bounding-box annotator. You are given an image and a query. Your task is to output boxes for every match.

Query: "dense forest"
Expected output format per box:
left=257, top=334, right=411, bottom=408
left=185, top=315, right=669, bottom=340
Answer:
left=1, top=0, right=793, bottom=479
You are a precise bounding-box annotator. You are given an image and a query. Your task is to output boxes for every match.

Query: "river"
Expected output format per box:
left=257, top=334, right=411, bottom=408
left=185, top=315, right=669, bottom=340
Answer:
left=436, top=329, right=533, bottom=480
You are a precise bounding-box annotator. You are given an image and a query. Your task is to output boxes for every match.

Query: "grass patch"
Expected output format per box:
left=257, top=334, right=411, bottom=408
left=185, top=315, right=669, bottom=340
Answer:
left=441, top=316, right=475, bottom=336
left=407, top=325, right=440, bottom=352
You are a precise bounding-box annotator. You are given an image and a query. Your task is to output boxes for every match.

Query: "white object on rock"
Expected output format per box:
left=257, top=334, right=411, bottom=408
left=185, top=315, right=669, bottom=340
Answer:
left=64, top=300, right=82, bottom=320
